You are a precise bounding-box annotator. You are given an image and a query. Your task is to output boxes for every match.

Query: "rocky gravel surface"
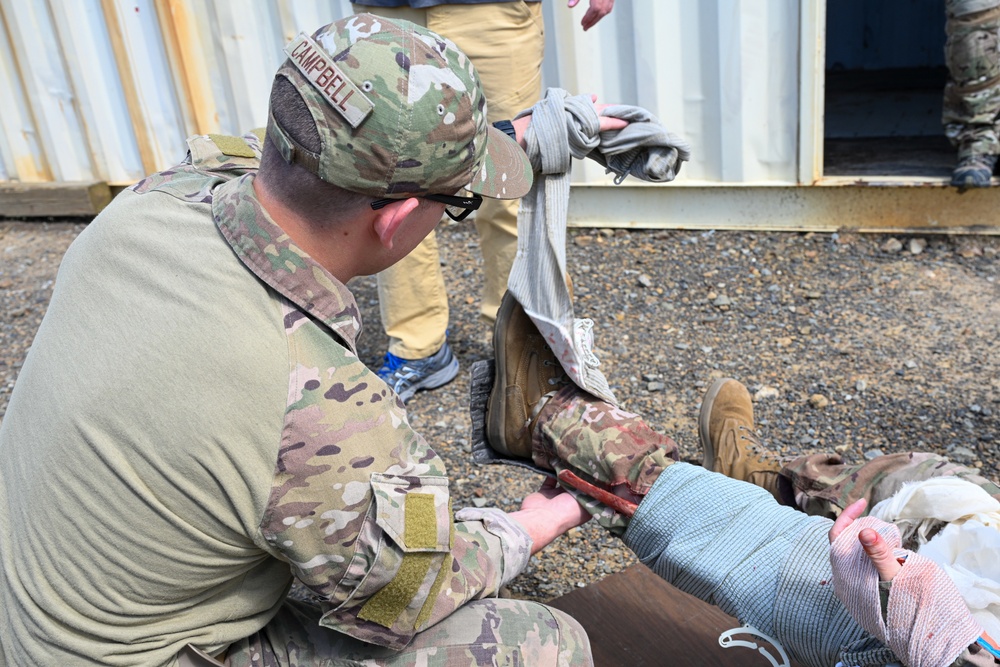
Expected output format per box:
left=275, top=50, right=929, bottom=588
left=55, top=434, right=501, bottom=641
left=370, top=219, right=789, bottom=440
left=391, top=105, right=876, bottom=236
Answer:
left=2, top=219, right=998, bottom=604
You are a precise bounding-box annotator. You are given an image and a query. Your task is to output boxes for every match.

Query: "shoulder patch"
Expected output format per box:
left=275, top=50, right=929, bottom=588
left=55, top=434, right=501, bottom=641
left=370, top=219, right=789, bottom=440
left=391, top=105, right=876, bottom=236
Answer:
left=208, top=134, right=256, bottom=158
left=186, top=133, right=260, bottom=174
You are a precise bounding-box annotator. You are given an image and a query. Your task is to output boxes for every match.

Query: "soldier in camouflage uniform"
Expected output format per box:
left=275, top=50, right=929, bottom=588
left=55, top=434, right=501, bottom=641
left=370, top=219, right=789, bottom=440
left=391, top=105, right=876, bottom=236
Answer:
left=0, top=14, right=614, bottom=667
left=945, top=0, right=1000, bottom=188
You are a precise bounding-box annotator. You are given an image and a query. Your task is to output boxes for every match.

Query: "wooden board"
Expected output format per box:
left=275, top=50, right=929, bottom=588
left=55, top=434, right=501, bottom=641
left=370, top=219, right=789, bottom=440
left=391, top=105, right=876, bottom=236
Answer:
left=0, top=181, right=111, bottom=217
left=548, top=564, right=800, bottom=667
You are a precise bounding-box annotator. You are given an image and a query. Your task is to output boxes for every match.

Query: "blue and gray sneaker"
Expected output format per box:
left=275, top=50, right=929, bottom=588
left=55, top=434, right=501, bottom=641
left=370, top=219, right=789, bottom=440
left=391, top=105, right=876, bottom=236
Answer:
left=377, top=342, right=460, bottom=403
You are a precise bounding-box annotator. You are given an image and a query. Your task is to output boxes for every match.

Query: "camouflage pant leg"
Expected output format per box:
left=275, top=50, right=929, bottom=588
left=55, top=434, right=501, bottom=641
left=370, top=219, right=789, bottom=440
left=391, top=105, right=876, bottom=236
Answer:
left=780, top=451, right=1000, bottom=519
left=944, top=2, right=1000, bottom=156
left=533, top=386, right=680, bottom=535
left=226, top=597, right=592, bottom=667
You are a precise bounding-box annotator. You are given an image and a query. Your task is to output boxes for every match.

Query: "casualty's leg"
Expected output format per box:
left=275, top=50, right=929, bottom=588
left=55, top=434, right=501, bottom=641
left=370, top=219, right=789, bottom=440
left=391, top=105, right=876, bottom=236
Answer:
left=696, top=377, right=1000, bottom=519
left=482, top=299, right=892, bottom=667
left=699, top=378, right=789, bottom=503
left=485, top=291, right=679, bottom=534
left=781, top=451, right=1000, bottom=519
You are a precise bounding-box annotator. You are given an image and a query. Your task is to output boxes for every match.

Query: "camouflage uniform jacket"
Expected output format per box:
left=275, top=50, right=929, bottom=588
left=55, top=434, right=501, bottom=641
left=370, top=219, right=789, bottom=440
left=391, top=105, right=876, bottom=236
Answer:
left=0, top=133, right=530, bottom=667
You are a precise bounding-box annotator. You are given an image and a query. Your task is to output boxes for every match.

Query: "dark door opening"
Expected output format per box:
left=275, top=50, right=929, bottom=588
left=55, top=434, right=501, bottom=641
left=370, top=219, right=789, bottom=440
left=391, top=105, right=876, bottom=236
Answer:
left=824, top=1, right=953, bottom=178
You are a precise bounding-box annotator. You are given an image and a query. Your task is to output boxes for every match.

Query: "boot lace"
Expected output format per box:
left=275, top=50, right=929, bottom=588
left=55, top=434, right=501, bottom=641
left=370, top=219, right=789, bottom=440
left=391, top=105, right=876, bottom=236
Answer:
left=737, top=425, right=773, bottom=465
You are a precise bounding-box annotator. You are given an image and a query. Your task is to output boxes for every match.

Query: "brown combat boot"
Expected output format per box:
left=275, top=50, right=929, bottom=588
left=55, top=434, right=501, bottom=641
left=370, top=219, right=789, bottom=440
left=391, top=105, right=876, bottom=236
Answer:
left=699, top=378, right=784, bottom=501
left=486, top=291, right=568, bottom=460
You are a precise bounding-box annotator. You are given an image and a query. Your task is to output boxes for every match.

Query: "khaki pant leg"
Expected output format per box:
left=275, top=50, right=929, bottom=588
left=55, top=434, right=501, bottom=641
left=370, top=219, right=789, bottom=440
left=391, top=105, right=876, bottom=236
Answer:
left=358, top=2, right=544, bottom=352
left=780, top=451, right=1000, bottom=519
left=427, top=2, right=545, bottom=322
left=376, top=229, right=450, bottom=359
left=225, top=597, right=592, bottom=666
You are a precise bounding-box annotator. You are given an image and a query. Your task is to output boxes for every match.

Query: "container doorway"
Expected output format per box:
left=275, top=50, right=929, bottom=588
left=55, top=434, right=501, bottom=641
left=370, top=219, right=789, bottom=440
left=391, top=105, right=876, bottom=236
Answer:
left=824, top=1, right=952, bottom=178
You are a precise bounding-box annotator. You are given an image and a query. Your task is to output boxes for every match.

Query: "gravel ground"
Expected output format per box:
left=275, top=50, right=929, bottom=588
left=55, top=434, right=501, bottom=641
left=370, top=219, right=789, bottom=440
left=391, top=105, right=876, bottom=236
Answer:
left=2, top=219, right=998, bottom=604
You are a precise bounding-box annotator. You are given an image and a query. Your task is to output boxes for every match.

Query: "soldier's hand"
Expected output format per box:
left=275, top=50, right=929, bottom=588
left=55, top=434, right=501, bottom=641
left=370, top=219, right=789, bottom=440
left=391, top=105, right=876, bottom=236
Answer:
left=510, top=478, right=592, bottom=554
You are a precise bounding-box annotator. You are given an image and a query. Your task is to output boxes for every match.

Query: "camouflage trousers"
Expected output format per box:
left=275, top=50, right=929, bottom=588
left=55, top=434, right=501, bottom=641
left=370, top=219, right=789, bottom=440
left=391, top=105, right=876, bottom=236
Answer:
left=944, top=1, right=1000, bottom=157
left=534, top=386, right=1000, bottom=534
left=534, top=386, right=680, bottom=535
left=781, top=451, right=1000, bottom=520
left=225, top=597, right=591, bottom=667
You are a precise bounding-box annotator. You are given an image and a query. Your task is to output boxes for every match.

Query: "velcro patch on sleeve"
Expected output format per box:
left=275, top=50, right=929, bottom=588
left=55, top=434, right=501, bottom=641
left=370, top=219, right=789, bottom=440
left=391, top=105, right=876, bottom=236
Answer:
left=208, top=134, right=255, bottom=158
left=357, top=552, right=434, bottom=629
left=415, top=553, right=452, bottom=630
left=370, top=473, right=451, bottom=552
left=405, top=493, right=439, bottom=550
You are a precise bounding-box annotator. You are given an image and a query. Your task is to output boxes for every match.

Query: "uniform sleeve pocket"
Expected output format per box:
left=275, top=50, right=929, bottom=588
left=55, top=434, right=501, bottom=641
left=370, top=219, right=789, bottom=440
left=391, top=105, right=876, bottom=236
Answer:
left=369, top=473, right=453, bottom=553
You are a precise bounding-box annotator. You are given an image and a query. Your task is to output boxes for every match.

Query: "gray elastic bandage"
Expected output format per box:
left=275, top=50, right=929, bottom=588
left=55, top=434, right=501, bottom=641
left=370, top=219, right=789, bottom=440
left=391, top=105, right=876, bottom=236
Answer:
left=623, top=463, right=896, bottom=667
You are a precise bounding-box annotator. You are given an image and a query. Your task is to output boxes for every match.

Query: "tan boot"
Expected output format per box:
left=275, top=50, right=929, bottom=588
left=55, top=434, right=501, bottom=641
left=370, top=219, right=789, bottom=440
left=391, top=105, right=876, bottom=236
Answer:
left=486, top=291, right=568, bottom=460
left=699, top=378, right=784, bottom=501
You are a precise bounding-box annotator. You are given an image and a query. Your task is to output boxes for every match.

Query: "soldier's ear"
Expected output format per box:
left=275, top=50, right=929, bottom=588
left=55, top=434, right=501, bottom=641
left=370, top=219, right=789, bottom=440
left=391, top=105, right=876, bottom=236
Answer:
left=371, top=198, right=420, bottom=250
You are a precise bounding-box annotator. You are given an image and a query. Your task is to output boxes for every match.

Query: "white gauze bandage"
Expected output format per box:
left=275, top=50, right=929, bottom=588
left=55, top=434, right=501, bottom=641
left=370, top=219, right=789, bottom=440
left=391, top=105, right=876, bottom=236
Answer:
left=829, top=515, right=983, bottom=667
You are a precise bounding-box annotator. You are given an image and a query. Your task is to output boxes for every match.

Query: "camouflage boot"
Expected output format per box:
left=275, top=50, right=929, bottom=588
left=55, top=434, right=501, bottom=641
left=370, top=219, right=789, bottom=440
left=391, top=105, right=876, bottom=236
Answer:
left=951, top=153, right=997, bottom=190
left=699, top=378, right=784, bottom=501
left=486, top=291, right=568, bottom=460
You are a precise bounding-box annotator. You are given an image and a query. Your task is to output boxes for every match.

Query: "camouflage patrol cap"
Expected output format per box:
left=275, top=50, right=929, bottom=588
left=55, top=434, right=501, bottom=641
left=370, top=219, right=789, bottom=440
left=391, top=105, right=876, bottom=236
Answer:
left=267, top=13, right=533, bottom=200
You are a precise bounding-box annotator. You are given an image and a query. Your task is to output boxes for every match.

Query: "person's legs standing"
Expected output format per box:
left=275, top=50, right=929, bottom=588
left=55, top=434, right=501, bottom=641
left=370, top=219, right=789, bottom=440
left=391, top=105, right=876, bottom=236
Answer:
left=944, top=0, right=1000, bottom=188
left=428, top=2, right=545, bottom=324
left=349, top=5, right=455, bottom=403
left=357, top=2, right=544, bottom=402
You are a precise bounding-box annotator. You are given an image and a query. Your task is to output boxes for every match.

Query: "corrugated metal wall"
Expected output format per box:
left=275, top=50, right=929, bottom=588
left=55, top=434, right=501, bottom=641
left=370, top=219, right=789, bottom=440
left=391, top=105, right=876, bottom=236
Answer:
left=0, top=0, right=810, bottom=188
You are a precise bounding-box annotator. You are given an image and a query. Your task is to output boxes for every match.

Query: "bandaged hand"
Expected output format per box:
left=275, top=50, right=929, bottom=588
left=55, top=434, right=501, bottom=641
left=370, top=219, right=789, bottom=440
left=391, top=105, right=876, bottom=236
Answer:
left=828, top=499, right=983, bottom=667
left=830, top=499, right=903, bottom=582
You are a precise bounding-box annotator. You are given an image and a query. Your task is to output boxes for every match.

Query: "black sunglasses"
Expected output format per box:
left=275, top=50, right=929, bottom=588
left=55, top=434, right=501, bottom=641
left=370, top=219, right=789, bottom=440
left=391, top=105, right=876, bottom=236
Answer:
left=370, top=193, right=483, bottom=222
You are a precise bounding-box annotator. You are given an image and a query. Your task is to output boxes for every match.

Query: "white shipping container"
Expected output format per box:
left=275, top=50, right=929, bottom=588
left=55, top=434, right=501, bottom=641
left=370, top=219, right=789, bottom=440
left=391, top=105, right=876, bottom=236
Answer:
left=1, top=1, right=995, bottom=230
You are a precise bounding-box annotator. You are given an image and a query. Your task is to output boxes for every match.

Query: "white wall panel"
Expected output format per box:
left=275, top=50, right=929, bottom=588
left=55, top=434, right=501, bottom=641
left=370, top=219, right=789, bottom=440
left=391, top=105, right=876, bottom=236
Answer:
left=0, top=0, right=815, bottom=189
left=49, top=0, right=143, bottom=183
left=0, top=4, right=46, bottom=181
left=202, top=1, right=284, bottom=134
left=0, top=0, right=93, bottom=181
left=104, top=0, right=190, bottom=172
left=544, top=0, right=801, bottom=186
